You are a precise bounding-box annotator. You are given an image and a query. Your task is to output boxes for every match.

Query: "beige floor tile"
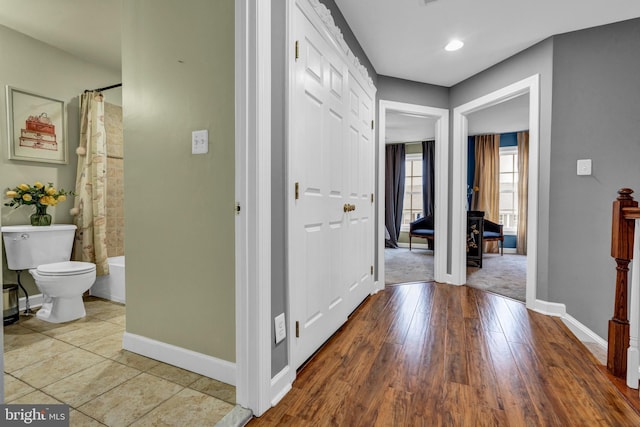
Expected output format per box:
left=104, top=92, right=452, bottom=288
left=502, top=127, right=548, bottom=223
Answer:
left=3, top=324, right=44, bottom=352
left=39, top=317, right=94, bottom=339
left=78, top=373, right=183, bottom=426
left=51, top=320, right=123, bottom=347
left=12, top=347, right=106, bottom=389
left=42, top=359, right=141, bottom=408
left=4, top=374, right=36, bottom=402
left=69, top=410, right=105, bottom=427
left=130, top=388, right=234, bottom=427
left=104, top=314, right=125, bottom=326
left=9, top=390, right=63, bottom=405
left=81, top=332, right=123, bottom=358
left=147, top=363, right=202, bottom=387
left=84, top=299, right=125, bottom=319
left=110, top=350, right=161, bottom=371
left=4, top=337, right=76, bottom=372
left=189, top=377, right=236, bottom=405
left=89, top=305, right=125, bottom=319
left=17, top=313, right=73, bottom=333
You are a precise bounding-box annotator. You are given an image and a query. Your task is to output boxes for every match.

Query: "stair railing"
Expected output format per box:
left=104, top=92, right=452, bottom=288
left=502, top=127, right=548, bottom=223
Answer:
left=608, top=188, right=640, bottom=387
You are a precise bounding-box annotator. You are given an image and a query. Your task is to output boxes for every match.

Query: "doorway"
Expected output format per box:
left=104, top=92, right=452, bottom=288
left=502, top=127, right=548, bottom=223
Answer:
left=451, top=75, right=540, bottom=309
left=377, top=101, right=450, bottom=290
left=465, top=94, right=529, bottom=301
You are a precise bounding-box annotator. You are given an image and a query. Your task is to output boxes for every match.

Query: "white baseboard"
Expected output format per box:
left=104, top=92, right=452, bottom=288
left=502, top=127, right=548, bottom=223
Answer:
left=122, top=332, right=236, bottom=386
left=533, top=299, right=605, bottom=344
left=19, top=293, right=43, bottom=311
left=270, top=366, right=292, bottom=407
left=533, top=298, right=608, bottom=354
left=561, top=313, right=608, bottom=348
left=532, top=299, right=566, bottom=317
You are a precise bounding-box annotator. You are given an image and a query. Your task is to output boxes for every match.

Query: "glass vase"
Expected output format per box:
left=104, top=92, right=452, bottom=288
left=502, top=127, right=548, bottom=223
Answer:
left=30, top=206, right=51, bottom=226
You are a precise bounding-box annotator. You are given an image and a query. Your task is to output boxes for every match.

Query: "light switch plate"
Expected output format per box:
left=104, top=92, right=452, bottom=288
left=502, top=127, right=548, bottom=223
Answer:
left=192, top=129, right=208, bottom=154
left=577, top=159, right=592, bottom=176
left=274, top=313, right=286, bottom=344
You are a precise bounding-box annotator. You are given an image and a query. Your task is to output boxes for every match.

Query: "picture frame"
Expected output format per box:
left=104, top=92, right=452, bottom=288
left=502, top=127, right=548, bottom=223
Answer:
left=6, top=86, right=67, bottom=164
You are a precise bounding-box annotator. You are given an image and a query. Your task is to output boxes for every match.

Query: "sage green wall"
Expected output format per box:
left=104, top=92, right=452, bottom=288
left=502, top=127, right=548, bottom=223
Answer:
left=122, top=0, right=235, bottom=361
left=0, top=24, right=121, bottom=295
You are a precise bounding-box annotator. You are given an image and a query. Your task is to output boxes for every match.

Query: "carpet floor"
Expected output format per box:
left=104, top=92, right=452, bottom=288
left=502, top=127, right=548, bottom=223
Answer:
left=384, top=248, right=526, bottom=302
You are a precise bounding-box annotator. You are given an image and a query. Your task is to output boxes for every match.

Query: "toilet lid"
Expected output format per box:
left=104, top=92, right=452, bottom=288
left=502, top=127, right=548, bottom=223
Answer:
left=37, top=261, right=96, bottom=276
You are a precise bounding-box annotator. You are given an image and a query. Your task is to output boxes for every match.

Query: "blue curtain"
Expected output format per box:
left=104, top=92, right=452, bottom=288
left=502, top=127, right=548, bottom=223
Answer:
left=385, top=144, right=405, bottom=248
left=422, top=140, right=435, bottom=218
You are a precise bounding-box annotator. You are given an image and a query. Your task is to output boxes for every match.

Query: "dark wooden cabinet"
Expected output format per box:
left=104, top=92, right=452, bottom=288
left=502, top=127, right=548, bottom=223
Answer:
left=467, top=211, right=484, bottom=268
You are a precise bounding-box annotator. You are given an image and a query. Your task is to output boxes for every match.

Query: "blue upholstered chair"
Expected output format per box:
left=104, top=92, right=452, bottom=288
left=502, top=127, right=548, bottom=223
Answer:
left=483, top=219, right=504, bottom=255
left=409, top=216, right=434, bottom=250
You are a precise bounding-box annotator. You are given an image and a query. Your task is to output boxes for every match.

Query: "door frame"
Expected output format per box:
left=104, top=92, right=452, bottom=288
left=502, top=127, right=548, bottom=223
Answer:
left=234, top=0, right=272, bottom=416
left=451, top=74, right=540, bottom=309
left=377, top=100, right=450, bottom=289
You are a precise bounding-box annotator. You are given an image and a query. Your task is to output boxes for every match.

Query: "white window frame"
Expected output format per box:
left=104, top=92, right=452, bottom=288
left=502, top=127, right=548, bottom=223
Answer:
left=400, top=153, right=423, bottom=232
left=499, top=145, right=518, bottom=235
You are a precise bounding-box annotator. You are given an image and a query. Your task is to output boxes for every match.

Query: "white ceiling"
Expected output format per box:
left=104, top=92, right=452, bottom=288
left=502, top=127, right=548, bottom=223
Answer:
left=335, top=0, right=640, bottom=87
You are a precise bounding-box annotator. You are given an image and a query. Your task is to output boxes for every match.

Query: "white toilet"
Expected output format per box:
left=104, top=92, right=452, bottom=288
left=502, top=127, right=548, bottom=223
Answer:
left=1, top=224, right=96, bottom=323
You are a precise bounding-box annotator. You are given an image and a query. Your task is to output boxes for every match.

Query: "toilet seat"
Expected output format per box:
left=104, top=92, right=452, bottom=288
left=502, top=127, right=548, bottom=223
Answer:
left=36, top=261, right=96, bottom=276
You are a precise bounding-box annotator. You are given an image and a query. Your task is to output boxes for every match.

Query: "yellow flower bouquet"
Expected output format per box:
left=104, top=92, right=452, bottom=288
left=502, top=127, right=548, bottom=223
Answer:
left=4, top=181, right=74, bottom=226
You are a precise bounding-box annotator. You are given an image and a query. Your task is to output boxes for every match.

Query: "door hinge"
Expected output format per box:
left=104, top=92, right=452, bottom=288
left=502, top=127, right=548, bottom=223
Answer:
left=235, top=202, right=241, bottom=216
left=295, top=40, right=299, bottom=61
left=371, top=120, right=374, bottom=130
left=295, top=321, right=300, bottom=338
left=370, top=265, right=374, bottom=275
left=371, top=193, right=374, bottom=204
left=295, top=182, right=300, bottom=200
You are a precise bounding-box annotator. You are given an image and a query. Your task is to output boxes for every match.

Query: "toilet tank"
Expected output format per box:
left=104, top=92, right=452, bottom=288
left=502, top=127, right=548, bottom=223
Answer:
left=1, top=224, right=77, bottom=270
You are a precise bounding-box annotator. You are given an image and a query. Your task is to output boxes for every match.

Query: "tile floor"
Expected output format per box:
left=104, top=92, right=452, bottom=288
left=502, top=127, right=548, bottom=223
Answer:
left=3, top=297, right=236, bottom=426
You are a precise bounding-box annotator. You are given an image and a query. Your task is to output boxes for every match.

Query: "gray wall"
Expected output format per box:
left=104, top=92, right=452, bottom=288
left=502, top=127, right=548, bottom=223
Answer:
left=449, top=38, right=554, bottom=299
left=548, top=18, right=640, bottom=338
left=377, top=75, right=449, bottom=109
left=271, top=0, right=288, bottom=376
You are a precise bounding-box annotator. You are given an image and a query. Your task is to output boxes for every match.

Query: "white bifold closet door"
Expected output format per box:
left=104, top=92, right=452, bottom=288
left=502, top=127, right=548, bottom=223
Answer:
left=289, top=1, right=376, bottom=369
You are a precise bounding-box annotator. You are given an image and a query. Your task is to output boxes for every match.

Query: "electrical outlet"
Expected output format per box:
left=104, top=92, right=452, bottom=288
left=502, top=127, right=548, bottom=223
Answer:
left=274, top=313, right=286, bottom=344
left=192, top=129, right=208, bottom=154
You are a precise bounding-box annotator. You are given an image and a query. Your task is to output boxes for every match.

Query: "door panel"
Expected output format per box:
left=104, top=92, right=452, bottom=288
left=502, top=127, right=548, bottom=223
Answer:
left=290, top=4, right=375, bottom=368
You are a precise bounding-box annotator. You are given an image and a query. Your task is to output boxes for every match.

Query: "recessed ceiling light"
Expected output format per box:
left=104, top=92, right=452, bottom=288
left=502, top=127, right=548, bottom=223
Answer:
left=445, top=39, right=464, bottom=52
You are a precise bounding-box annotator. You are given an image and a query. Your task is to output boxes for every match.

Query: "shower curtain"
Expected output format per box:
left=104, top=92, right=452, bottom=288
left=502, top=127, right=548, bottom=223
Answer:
left=72, top=91, right=109, bottom=275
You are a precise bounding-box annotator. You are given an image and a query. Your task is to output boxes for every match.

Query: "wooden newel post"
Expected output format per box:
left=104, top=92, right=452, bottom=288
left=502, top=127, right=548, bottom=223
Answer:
left=608, top=188, right=637, bottom=378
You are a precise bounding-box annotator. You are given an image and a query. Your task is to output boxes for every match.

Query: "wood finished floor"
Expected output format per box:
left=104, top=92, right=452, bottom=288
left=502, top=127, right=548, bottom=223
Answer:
left=249, top=282, right=640, bottom=426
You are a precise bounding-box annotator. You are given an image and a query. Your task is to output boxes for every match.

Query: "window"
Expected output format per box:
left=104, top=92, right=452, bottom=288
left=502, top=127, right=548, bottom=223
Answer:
left=499, top=146, right=518, bottom=234
left=401, top=154, right=423, bottom=230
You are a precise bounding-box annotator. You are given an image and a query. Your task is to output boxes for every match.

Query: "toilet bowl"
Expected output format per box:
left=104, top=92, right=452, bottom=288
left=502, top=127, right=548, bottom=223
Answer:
left=1, top=224, right=97, bottom=323
left=30, top=261, right=96, bottom=323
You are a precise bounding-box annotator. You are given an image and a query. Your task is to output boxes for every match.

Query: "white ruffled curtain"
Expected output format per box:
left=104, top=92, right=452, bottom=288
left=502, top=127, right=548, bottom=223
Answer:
left=72, top=91, right=109, bottom=275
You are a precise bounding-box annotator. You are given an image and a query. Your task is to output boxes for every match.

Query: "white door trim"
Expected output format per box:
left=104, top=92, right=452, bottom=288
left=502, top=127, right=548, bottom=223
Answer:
left=377, top=100, right=450, bottom=290
left=451, top=74, right=540, bottom=309
left=235, top=0, right=272, bottom=416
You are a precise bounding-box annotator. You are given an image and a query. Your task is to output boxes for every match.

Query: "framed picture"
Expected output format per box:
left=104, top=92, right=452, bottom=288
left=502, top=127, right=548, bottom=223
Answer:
left=6, top=86, right=67, bottom=164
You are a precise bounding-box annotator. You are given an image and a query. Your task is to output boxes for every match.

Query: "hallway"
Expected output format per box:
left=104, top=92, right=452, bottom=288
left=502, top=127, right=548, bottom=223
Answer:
left=249, top=282, right=640, bottom=426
